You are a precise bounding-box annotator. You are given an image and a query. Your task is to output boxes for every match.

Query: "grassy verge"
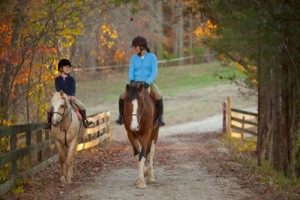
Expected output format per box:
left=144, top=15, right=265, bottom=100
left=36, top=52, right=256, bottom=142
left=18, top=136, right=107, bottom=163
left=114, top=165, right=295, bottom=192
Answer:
left=157, top=62, right=241, bottom=95
left=76, top=61, right=245, bottom=106
left=222, top=135, right=300, bottom=198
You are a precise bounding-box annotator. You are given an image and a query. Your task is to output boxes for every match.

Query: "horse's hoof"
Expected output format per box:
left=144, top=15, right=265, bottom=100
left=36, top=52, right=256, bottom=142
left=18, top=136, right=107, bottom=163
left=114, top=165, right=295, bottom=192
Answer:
left=135, top=178, right=146, bottom=189
left=60, top=176, right=66, bottom=183
left=144, top=170, right=149, bottom=177
left=146, top=175, right=155, bottom=182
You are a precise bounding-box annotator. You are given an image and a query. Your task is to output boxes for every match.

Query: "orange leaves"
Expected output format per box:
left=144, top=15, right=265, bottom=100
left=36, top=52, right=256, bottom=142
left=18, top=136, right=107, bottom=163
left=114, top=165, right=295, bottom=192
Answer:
left=0, top=20, right=13, bottom=62
left=112, top=49, right=125, bottom=64
left=194, top=20, right=217, bottom=39
left=99, top=24, right=118, bottom=49
left=0, top=22, right=12, bottom=45
left=36, top=46, right=58, bottom=55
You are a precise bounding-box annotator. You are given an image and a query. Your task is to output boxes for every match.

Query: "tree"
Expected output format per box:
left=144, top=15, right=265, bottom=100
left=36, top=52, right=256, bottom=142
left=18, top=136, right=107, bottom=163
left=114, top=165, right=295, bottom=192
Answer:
left=189, top=0, right=300, bottom=177
left=0, top=0, right=212, bottom=126
left=0, top=0, right=94, bottom=124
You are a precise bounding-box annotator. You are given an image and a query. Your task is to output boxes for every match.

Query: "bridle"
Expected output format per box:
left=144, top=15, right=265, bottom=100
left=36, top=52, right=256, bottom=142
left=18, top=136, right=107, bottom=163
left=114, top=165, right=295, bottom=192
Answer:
left=126, top=82, right=148, bottom=128
left=52, top=98, right=72, bottom=147
left=52, top=101, right=72, bottom=130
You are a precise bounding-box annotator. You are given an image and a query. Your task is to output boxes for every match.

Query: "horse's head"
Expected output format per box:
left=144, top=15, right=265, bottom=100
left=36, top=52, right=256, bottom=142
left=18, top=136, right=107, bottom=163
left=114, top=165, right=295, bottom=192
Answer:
left=124, top=82, right=148, bottom=132
left=50, top=91, right=71, bottom=127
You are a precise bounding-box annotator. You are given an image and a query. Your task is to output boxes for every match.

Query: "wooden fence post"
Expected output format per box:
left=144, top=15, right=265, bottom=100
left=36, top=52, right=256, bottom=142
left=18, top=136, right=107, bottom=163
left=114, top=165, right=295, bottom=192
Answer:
left=241, top=116, right=245, bottom=140
left=226, top=96, right=232, bottom=135
left=10, top=132, right=17, bottom=175
left=26, top=130, right=32, bottom=168
left=37, top=130, right=43, bottom=162
left=105, top=112, right=111, bottom=142
left=45, top=129, right=50, bottom=159
left=223, top=101, right=226, bottom=133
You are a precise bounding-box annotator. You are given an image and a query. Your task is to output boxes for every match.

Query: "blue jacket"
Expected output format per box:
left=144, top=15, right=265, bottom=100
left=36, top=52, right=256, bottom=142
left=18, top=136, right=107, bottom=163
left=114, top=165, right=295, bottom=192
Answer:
left=55, top=75, right=76, bottom=96
left=128, top=52, right=158, bottom=85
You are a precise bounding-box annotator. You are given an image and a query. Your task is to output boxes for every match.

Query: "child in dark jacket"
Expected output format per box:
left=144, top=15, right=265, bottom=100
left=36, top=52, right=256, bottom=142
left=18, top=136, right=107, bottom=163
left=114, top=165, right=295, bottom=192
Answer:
left=47, top=58, right=92, bottom=128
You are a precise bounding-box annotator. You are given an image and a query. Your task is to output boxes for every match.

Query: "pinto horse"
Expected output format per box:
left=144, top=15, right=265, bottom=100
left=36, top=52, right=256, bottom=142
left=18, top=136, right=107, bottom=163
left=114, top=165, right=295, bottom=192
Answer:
left=124, top=82, right=160, bottom=189
left=50, top=91, right=86, bottom=184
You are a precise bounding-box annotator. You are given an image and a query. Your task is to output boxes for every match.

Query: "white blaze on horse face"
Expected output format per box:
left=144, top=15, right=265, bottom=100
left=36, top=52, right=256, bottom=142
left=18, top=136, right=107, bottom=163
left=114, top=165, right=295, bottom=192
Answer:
left=130, top=99, right=139, bottom=131
left=51, top=99, right=64, bottom=124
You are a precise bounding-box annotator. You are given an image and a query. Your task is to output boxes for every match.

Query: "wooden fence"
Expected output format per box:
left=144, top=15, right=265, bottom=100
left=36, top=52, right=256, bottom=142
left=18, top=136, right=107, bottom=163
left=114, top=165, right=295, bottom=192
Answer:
left=224, top=97, right=258, bottom=139
left=0, top=111, right=110, bottom=197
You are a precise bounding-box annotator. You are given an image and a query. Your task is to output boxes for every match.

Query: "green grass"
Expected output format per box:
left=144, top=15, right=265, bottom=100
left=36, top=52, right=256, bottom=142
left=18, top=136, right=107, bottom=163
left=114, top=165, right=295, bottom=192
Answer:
left=156, top=62, right=244, bottom=95
left=76, top=62, right=245, bottom=106
left=222, top=135, right=300, bottom=196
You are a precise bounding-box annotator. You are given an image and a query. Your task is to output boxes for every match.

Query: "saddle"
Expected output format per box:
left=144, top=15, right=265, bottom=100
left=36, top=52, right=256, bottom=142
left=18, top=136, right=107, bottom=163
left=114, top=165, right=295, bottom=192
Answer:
left=148, top=89, right=157, bottom=103
left=132, top=81, right=157, bottom=103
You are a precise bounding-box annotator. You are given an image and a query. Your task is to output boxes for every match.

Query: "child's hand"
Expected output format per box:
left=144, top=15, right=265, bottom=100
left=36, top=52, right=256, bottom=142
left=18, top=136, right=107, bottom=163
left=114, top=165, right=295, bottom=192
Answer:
left=70, top=96, right=76, bottom=102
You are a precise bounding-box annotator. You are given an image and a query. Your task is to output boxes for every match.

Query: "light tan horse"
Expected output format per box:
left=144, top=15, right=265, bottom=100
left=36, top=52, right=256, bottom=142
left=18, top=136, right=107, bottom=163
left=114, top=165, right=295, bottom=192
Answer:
left=50, top=91, right=86, bottom=184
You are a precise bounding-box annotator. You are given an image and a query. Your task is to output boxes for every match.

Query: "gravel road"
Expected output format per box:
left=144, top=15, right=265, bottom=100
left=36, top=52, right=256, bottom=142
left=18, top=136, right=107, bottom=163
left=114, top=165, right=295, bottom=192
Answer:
left=2, top=83, right=261, bottom=200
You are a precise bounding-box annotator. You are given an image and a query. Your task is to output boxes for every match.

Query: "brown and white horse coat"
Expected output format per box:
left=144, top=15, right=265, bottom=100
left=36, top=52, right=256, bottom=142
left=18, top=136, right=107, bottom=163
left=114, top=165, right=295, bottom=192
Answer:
left=124, top=82, right=159, bottom=188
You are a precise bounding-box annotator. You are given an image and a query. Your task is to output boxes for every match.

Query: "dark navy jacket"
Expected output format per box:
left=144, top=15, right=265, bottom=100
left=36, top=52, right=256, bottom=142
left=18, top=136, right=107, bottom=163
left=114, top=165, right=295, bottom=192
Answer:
left=55, top=75, right=76, bottom=96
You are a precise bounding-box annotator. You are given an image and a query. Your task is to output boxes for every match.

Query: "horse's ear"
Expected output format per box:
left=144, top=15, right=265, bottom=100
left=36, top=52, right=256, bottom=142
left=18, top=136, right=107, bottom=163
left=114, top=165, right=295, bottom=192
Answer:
left=60, top=90, right=64, bottom=96
left=126, top=84, right=130, bottom=92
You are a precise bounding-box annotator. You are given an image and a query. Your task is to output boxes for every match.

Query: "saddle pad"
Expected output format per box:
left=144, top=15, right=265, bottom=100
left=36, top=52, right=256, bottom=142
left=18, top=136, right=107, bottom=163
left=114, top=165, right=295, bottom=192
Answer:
left=75, top=110, right=83, bottom=121
left=71, top=102, right=83, bottom=121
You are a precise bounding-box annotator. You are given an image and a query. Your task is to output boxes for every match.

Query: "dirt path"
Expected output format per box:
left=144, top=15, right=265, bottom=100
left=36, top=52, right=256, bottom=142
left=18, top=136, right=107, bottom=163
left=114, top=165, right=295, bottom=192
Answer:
left=2, top=83, right=264, bottom=200
left=62, top=129, right=255, bottom=200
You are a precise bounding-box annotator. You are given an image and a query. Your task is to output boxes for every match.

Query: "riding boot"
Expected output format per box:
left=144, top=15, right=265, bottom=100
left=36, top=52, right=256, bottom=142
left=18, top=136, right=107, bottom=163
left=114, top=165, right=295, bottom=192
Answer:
left=47, top=111, right=52, bottom=129
left=157, top=97, right=166, bottom=126
left=115, top=98, right=124, bottom=125
left=81, top=109, right=93, bottom=128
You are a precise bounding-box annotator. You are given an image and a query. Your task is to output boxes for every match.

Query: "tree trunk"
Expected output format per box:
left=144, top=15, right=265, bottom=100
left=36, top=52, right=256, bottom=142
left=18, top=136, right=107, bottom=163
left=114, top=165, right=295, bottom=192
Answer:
left=155, top=0, right=164, bottom=59
left=177, top=4, right=184, bottom=66
left=257, top=58, right=272, bottom=165
left=269, top=1, right=299, bottom=177
left=188, top=15, right=193, bottom=65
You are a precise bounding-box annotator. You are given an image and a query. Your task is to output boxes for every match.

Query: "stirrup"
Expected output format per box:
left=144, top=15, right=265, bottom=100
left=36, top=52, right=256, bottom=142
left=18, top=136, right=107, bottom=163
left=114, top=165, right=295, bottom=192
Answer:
left=83, top=120, right=93, bottom=128
left=115, top=116, right=124, bottom=125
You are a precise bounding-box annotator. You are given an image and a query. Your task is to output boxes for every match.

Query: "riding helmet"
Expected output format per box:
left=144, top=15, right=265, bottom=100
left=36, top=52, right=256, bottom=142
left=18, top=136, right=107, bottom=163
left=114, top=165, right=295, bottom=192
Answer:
left=131, top=36, right=147, bottom=47
left=58, top=58, right=72, bottom=72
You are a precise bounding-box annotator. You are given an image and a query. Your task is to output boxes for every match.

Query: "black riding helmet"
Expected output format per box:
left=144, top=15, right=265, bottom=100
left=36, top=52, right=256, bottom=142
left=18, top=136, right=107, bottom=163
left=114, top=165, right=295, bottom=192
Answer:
left=131, top=36, right=147, bottom=48
left=57, top=58, right=72, bottom=72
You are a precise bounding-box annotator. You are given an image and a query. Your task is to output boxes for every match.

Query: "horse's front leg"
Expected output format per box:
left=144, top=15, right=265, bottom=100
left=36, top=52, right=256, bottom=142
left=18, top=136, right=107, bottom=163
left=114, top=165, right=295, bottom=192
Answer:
left=146, top=140, right=155, bottom=182
left=135, top=146, right=147, bottom=189
left=136, top=133, right=152, bottom=189
left=127, top=133, right=146, bottom=188
left=55, top=141, right=66, bottom=183
left=65, top=139, right=77, bottom=184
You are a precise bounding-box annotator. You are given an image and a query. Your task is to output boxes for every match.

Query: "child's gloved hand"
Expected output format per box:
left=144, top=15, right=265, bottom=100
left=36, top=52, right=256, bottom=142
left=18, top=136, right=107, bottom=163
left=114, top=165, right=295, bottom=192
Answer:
left=70, top=96, right=76, bottom=102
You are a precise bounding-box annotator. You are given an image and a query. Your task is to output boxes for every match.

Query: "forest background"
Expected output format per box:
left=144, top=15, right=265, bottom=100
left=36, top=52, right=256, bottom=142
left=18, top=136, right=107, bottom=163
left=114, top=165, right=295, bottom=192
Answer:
left=0, top=0, right=300, bottom=182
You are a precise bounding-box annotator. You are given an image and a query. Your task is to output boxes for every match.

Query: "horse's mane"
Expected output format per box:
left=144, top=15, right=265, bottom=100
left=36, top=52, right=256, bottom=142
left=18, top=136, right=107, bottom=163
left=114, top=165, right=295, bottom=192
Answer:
left=126, top=83, right=146, bottom=101
left=52, top=91, right=70, bottom=107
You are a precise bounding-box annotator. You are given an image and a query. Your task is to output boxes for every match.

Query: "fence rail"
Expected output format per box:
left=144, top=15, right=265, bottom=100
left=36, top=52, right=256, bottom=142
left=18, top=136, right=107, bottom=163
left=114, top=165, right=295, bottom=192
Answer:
left=224, top=97, right=258, bottom=139
left=72, top=55, right=217, bottom=72
left=0, top=111, right=110, bottom=197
